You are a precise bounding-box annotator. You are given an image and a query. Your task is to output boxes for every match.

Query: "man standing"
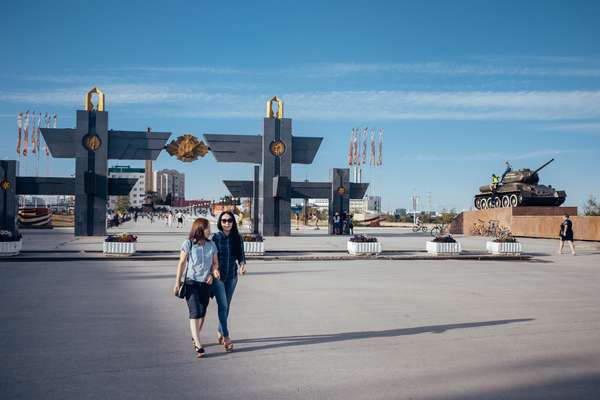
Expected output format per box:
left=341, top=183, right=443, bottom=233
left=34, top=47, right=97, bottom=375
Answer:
left=333, top=213, right=341, bottom=235
left=501, top=161, right=512, bottom=183
left=176, top=211, right=184, bottom=228
left=559, top=214, right=576, bottom=255
left=491, top=174, right=500, bottom=190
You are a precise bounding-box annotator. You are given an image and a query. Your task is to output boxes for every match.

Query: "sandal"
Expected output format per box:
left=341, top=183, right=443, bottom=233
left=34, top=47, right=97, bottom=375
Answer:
left=224, top=340, right=234, bottom=352
left=192, top=339, right=205, bottom=358
left=217, top=334, right=224, bottom=345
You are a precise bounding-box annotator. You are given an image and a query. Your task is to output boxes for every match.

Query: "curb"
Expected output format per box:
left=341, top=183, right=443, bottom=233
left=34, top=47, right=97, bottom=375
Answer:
left=0, top=254, right=533, bottom=263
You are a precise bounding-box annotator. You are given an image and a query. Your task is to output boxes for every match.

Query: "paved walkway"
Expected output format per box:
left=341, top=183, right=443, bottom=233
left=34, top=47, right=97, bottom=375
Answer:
left=1, top=254, right=599, bottom=399
left=16, top=219, right=600, bottom=263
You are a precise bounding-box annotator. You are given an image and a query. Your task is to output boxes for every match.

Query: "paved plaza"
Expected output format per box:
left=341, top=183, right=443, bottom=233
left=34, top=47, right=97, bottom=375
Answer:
left=1, top=224, right=600, bottom=399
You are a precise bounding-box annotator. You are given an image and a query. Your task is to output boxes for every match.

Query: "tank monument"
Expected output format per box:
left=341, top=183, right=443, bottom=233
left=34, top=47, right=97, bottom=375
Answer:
left=474, top=158, right=566, bottom=209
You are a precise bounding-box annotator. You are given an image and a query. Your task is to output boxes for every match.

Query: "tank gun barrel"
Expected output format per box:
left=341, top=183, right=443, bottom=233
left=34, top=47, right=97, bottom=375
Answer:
left=532, top=158, right=554, bottom=176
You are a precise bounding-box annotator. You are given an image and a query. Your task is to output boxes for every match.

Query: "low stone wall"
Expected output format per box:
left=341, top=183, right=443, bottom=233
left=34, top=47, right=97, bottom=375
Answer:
left=450, top=207, right=600, bottom=241
left=511, top=215, right=600, bottom=241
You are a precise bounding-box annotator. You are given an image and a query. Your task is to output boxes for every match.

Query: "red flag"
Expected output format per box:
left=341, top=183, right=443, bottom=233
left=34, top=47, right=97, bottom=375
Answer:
left=17, top=113, right=22, bottom=154
left=23, top=111, right=29, bottom=157
left=31, top=111, right=37, bottom=154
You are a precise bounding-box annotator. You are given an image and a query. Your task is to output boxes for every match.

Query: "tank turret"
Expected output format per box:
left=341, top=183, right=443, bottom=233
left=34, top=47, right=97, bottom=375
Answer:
left=474, top=158, right=566, bottom=209
left=502, top=158, right=555, bottom=185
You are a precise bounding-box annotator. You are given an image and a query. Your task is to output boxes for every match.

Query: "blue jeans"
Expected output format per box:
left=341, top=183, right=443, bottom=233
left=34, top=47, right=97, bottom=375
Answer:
left=212, top=276, right=238, bottom=337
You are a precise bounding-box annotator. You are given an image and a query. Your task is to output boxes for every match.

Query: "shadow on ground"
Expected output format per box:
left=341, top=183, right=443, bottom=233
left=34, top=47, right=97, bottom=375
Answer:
left=206, top=318, right=534, bottom=357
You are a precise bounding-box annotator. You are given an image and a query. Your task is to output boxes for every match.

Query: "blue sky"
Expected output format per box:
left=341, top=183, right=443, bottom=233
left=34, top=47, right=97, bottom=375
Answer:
left=1, top=0, right=599, bottom=212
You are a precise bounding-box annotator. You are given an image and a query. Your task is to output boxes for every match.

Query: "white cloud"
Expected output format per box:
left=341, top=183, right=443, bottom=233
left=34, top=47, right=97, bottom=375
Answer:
left=539, top=122, right=600, bottom=134
left=400, top=149, right=585, bottom=162
left=297, top=61, right=600, bottom=78
left=3, top=85, right=600, bottom=122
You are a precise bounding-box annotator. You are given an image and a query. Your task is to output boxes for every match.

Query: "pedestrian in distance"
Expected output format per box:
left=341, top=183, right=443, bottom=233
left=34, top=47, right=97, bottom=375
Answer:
left=348, top=215, right=354, bottom=235
left=211, top=211, right=247, bottom=352
left=174, top=217, right=220, bottom=357
left=176, top=211, right=184, bottom=228
left=342, top=212, right=349, bottom=235
left=333, top=212, right=341, bottom=235
left=558, top=214, right=576, bottom=255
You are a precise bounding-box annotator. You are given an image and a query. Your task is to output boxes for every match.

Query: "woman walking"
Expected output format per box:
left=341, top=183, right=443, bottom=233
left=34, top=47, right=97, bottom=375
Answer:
left=211, top=211, right=247, bottom=352
left=558, top=214, right=576, bottom=255
left=173, top=218, right=220, bottom=357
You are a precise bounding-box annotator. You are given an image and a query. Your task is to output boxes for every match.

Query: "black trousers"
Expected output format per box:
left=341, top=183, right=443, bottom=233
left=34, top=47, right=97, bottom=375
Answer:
left=185, top=280, right=211, bottom=319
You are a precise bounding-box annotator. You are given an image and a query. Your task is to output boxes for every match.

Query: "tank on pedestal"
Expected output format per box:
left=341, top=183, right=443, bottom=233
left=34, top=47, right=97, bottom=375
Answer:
left=474, top=158, right=566, bottom=209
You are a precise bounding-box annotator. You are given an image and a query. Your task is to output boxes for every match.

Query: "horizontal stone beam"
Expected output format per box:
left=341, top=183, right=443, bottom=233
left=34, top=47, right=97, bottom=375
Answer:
left=204, top=134, right=262, bottom=164
left=291, top=137, right=323, bottom=164
left=16, top=177, right=75, bottom=195
left=223, top=180, right=254, bottom=197
left=41, top=128, right=171, bottom=160
left=16, top=177, right=138, bottom=196
left=39, top=128, right=77, bottom=158
left=350, top=183, right=369, bottom=199
left=108, top=130, right=171, bottom=160
left=290, top=182, right=330, bottom=198
left=222, top=179, right=369, bottom=200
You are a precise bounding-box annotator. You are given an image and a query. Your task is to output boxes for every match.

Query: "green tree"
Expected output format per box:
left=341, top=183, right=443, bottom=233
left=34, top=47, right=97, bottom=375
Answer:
left=116, top=196, right=130, bottom=213
left=583, top=195, right=600, bottom=216
left=440, top=209, right=457, bottom=225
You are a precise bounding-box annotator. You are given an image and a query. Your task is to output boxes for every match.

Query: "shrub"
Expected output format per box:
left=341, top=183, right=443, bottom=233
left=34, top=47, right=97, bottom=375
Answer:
left=583, top=195, right=600, bottom=216
left=0, top=230, right=22, bottom=242
left=349, top=234, right=378, bottom=243
left=431, top=235, right=456, bottom=243
left=105, top=233, right=137, bottom=243
left=243, top=234, right=263, bottom=242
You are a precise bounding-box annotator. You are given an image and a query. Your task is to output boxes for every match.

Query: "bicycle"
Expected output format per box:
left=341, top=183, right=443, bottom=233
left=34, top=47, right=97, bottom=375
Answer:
left=412, top=222, right=428, bottom=232
left=430, top=223, right=448, bottom=237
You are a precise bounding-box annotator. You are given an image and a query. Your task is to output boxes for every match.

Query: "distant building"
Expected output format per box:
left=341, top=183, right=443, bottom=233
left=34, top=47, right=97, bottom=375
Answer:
left=144, top=159, right=154, bottom=193
left=108, top=165, right=146, bottom=209
left=172, top=199, right=212, bottom=208
left=155, top=169, right=185, bottom=204
left=307, top=198, right=329, bottom=211
left=394, top=208, right=407, bottom=217
left=350, top=195, right=382, bottom=214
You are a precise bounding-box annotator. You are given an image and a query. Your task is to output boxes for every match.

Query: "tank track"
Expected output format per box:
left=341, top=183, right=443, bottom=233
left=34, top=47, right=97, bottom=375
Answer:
left=473, top=192, right=565, bottom=210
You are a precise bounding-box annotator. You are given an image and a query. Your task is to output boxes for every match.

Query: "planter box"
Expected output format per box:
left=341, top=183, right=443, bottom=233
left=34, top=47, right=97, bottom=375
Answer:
left=103, top=241, right=136, bottom=256
left=0, top=240, right=22, bottom=257
left=347, top=241, right=382, bottom=256
left=486, top=241, right=522, bottom=255
left=426, top=241, right=461, bottom=255
left=244, top=241, right=264, bottom=255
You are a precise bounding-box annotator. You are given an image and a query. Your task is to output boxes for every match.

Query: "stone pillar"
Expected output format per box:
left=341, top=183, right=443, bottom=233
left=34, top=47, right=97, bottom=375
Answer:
left=74, top=110, right=109, bottom=236
left=0, top=160, right=18, bottom=236
left=329, top=168, right=350, bottom=235
left=260, top=117, right=292, bottom=236
left=252, top=165, right=260, bottom=234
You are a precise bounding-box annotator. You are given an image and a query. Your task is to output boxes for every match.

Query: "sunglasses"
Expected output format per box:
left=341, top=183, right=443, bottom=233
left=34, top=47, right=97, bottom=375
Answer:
left=221, top=218, right=233, bottom=223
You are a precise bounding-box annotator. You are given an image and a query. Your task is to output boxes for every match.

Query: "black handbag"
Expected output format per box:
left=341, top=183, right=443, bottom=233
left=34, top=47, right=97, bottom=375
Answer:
left=175, top=240, right=191, bottom=299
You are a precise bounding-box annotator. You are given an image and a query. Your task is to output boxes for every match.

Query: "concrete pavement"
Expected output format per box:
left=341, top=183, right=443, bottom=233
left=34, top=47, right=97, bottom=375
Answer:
left=1, top=249, right=599, bottom=399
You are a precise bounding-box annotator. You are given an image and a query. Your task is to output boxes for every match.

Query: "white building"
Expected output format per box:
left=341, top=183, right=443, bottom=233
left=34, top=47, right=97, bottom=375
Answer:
left=155, top=169, right=185, bottom=202
left=108, top=165, right=146, bottom=209
left=307, top=198, right=329, bottom=211
left=350, top=195, right=382, bottom=214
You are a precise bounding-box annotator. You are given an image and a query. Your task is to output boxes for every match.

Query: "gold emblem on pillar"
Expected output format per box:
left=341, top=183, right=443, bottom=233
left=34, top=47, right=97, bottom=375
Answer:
left=269, top=140, right=286, bottom=157
left=336, top=186, right=346, bottom=195
left=166, top=134, right=210, bottom=162
left=85, top=87, right=105, bottom=111
left=83, top=134, right=102, bottom=151
left=266, top=96, right=284, bottom=119
left=1, top=179, right=10, bottom=191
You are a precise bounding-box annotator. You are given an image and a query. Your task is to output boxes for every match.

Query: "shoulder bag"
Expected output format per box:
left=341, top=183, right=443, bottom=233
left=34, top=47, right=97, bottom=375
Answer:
left=175, top=240, right=191, bottom=299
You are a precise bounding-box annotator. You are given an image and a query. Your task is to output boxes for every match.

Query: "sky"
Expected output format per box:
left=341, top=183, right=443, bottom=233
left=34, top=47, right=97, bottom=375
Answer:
left=1, top=0, right=600, bottom=212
